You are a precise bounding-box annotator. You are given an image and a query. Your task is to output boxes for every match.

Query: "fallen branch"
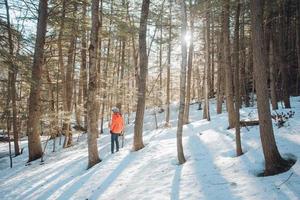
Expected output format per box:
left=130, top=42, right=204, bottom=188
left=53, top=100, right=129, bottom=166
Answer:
left=276, top=172, right=294, bottom=189
left=240, top=120, right=259, bottom=127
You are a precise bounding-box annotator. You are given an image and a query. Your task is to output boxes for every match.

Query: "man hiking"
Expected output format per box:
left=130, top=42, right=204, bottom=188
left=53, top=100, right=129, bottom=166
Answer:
left=109, top=107, right=124, bottom=154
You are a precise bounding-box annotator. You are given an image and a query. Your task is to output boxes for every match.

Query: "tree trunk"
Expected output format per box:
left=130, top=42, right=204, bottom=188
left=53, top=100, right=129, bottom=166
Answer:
left=6, top=75, right=13, bottom=167
left=76, top=0, right=88, bottom=130
left=223, top=0, right=236, bottom=128
left=276, top=2, right=291, bottom=108
left=27, top=0, right=48, bottom=162
left=45, top=68, right=56, bottom=141
left=184, top=1, right=194, bottom=124
left=57, top=0, right=66, bottom=142
left=165, top=0, right=172, bottom=127
left=81, top=0, right=88, bottom=129
left=269, top=35, right=278, bottom=110
left=251, top=0, right=289, bottom=176
left=176, top=0, right=187, bottom=165
left=196, top=65, right=202, bottom=110
left=159, top=12, right=163, bottom=109
left=216, top=21, right=224, bottom=114
left=233, top=0, right=243, bottom=156
left=248, top=38, right=253, bottom=107
left=296, top=0, right=300, bottom=94
left=203, top=2, right=211, bottom=121
left=87, top=0, right=101, bottom=169
left=5, top=0, right=20, bottom=156
left=63, top=3, right=78, bottom=148
left=240, top=8, right=248, bottom=108
left=133, top=0, right=150, bottom=151
left=210, top=10, right=215, bottom=98
left=100, top=1, right=113, bottom=134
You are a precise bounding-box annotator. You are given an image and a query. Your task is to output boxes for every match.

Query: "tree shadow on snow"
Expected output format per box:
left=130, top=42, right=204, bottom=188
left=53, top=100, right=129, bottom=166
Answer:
left=51, top=143, right=115, bottom=200
left=188, top=133, right=297, bottom=200
left=188, top=135, right=240, bottom=200
left=87, top=152, right=137, bottom=200
left=22, top=156, right=87, bottom=200
left=171, top=165, right=182, bottom=200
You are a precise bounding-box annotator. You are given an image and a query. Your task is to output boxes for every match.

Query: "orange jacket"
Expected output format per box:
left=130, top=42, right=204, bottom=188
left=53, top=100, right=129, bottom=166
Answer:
left=110, top=113, right=124, bottom=134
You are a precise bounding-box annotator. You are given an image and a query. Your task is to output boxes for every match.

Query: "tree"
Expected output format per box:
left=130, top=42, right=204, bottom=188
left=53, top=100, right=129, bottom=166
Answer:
left=87, top=0, right=101, bottom=168
left=216, top=18, right=224, bottom=114
left=183, top=0, right=195, bottom=124
left=274, top=1, right=291, bottom=109
left=77, top=0, right=88, bottom=130
left=165, top=0, right=172, bottom=127
left=203, top=0, right=211, bottom=121
left=297, top=0, right=300, bottom=94
left=233, top=0, right=242, bottom=156
left=57, top=0, right=66, bottom=142
left=4, top=0, right=20, bottom=156
left=251, top=0, right=290, bottom=176
left=176, top=0, right=188, bottom=165
left=27, top=0, right=48, bottom=162
left=63, top=2, right=78, bottom=148
left=133, top=0, right=150, bottom=151
left=223, top=0, right=235, bottom=129
left=265, top=0, right=278, bottom=110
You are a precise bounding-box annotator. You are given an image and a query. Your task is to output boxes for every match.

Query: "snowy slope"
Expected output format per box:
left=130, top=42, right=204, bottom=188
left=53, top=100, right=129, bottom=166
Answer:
left=0, top=97, right=300, bottom=200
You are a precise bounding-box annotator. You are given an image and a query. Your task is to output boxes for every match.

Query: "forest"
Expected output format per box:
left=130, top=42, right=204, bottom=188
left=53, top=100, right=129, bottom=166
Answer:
left=0, top=0, right=300, bottom=199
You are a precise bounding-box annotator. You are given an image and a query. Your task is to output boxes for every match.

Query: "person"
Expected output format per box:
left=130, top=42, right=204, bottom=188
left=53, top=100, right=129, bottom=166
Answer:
left=109, top=107, right=124, bottom=154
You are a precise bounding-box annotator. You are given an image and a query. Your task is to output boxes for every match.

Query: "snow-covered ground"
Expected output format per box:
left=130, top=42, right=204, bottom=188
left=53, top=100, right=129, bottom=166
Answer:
left=1, top=97, right=300, bottom=200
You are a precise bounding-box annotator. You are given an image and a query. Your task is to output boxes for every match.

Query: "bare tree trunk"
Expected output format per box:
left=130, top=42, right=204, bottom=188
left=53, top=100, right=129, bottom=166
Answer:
left=5, top=74, right=12, bottom=167
left=99, top=40, right=110, bottom=134
left=57, top=0, right=67, bottom=143
left=203, top=2, right=211, bottom=121
left=296, top=0, right=300, bottom=95
left=120, top=1, right=126, bottom=111
left=77, top=0, right=88, bottom=130
left=27, top=0, right=48, bottom=162
left=165, top=0, right=172, bottom=127
left=216, top=23, right=224, bottom=114
left=4, top=0, right=20, bottom=156
left=100, top=1, right=113, bottom=134
left=184, top=0, right=194, bottom=124
left=81, top=0, right=88, bottom=129
left=276, top=2, right=291, bottom=108
left=87, top=0, right=101, bottom=169
left=251, top=0, right=289, bottom=176
left=177, top=0, right=187, bottom=165
left=240, top=8, right=248, bottom=108
left=269, top=36, right=278, bottom=110
left=233, top=0, right=243, bottom=156
left=74, top=78, right=81, bottom=128
left=248, top=39, right=253, bottom=107
left=223, top=0, right=236, bottom=128
left=196, top=65, right=202, bottom=110
left=158, top=12, right=163, bottom=110
left=45, top=68, right=56, bottom=143
left=63, top=3, right=78, bottom=148
left=133, top=0, right=150, bottom=151
left=210, top=10, right=215, bottom=98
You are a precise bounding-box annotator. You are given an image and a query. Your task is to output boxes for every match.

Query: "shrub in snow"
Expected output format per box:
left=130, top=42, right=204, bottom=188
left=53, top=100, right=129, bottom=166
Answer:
left=271, top=110, right=295, bottom=128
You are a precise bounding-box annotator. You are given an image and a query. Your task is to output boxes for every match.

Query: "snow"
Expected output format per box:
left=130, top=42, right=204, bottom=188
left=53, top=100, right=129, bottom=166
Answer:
left=1, top=97, right=300, bottom=200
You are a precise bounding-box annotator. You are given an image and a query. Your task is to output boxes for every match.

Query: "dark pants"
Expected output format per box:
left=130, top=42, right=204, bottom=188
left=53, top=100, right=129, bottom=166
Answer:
left=111, top=133, right=119, bottom=153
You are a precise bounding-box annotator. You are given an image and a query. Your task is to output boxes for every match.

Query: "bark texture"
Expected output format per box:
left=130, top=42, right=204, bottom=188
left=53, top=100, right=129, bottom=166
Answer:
left=87, top=0, right=101, bottom=168
left=233, top=0, right=243, bottom=156
left=176, top=0, right=188, bottom=165
left=251, top=0, right=289, bottom=176
left=27, top=0, right=48, bottom=162
left=223, top=0, right=236, bottom=128
left=133, top=0, right=150, bottom=151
